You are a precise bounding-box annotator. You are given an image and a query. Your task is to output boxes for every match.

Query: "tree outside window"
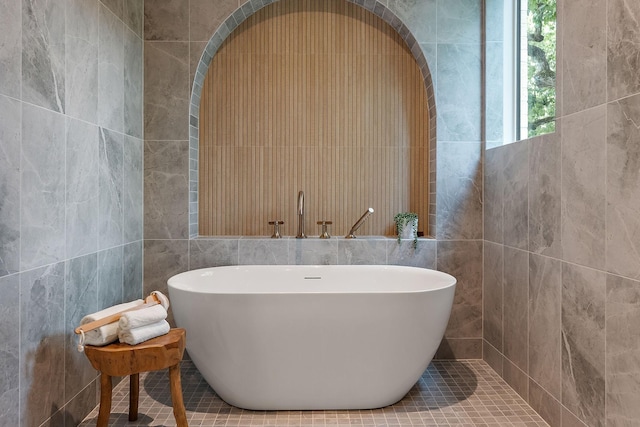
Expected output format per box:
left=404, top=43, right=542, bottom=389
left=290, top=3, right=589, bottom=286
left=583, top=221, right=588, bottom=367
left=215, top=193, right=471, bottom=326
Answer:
left=520, top=0, right=556, bottom=138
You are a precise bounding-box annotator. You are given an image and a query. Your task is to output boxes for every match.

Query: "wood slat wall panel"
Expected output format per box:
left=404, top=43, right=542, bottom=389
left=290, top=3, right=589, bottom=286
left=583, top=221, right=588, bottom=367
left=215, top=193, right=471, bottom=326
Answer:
left=199, top=0, right=430, bottom=237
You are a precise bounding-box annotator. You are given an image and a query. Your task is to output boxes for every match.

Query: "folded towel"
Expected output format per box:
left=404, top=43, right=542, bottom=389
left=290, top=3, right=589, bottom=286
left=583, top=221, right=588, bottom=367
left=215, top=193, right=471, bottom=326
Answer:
left=80, top=299, right=144, bottom=346
left=118, top=320, right=171, bottom=345
left=118, top=304, right=167, bottom=331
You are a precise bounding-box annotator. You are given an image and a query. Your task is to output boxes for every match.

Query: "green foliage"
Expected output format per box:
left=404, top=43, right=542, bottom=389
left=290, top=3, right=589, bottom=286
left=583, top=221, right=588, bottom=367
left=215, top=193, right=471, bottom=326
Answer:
left=393, top=212, right=418, bottom=249
left=526, top=0, right=556, bottom=137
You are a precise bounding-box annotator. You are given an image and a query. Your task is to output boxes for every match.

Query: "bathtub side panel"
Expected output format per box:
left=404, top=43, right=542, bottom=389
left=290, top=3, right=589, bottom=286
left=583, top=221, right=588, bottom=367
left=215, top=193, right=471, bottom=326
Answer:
left=171, top=287, right=455, bottom=410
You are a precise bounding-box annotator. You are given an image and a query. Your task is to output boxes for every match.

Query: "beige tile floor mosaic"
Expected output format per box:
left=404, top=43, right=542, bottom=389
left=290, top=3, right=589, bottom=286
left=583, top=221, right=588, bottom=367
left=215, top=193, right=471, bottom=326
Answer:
left=79, top=360, right=549, bottom=427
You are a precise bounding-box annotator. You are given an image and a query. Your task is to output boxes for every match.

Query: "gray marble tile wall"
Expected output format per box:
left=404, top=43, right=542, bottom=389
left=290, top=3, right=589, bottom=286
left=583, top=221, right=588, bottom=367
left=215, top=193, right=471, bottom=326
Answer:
left=0, top=0, right=144, bottom=425
left=143, top=0, right=484, bottom=361
left=483, top=0, right=640, bottom=426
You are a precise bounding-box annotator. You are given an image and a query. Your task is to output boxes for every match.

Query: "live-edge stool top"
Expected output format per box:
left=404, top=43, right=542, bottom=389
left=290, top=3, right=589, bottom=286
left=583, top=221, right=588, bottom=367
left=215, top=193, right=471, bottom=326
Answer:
left=84, top=328, right=186, bottom=376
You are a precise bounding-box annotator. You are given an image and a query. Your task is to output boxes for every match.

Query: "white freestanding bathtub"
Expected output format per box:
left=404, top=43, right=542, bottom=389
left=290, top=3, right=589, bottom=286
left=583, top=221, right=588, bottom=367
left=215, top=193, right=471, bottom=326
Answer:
left=167, top=265, right=456, bottom=411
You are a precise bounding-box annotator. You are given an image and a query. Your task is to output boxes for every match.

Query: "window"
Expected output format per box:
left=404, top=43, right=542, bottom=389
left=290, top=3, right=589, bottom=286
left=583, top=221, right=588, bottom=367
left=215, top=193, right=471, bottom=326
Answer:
left=518, top=0, right=556, bottom=139
left=485, top=0, right=556, bottom=146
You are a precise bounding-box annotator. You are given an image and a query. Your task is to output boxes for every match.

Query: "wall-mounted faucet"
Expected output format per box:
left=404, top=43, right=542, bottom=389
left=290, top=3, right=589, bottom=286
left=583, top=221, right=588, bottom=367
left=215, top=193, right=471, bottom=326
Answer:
left=296, top=191, right=307, bottom=238
left=345, top=208, right=374, bottom=238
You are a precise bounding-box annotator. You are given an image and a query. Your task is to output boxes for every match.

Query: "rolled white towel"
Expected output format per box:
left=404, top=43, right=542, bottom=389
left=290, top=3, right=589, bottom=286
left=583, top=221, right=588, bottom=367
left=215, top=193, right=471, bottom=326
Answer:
left=80, top=299, right=144, bottom=346
left=118, top=320, right=171, bottom=345
left=118, top=304, right=167, bottom=331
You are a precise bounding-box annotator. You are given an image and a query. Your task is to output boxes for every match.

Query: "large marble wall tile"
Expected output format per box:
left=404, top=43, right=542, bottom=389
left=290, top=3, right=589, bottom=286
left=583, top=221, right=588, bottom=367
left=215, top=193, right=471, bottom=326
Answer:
left=387, top=239, right=436, bottom=269
left=144, top=140, right=189, bottom=239
left=65, top=0, right=99, bottom=123
left=503, top=246, right=528, bottom=372
left=101, top=0, right=124, bottom=20
left=98, top=246, right=124, bottom=310
left=0, top=275, right=20, bottom=427
left=337, top=239, right=386, bottom=265
left=528, top=379, right=561, bottom=427
left=483, top=241, right=502, bottom=352
left=436, top=0, right=481, bottom=43
left=484, top=0, right=503, bottom=42
left=561, top=262, right=606, bottom=427
left=503, top=140, right=529, bottom=250
left=484, top=146, right=504, bottom=244
left=386, top=0, right=436, bottom=43
left=124, top=0, right=143, bottom=37
left=561, top=0, right=606, bottom=115
left=419, top=42, right=437, bottom=89
left=483, top=339, right=503, bottom=376
left=435, top=338, right=482, bottom=360
left=436, top=142, right=483, bottom=240
left=22, top=0, right=65, bottom=112
left=503, top=358, right=528, bottom=401
left=144, top=42, right=189, bottom=140
left=606, top=94, right=640, bottom=279
left=562, top=408, right=590, bottom=427
left=190, top=0, right=238, bottom=42
left=240, top=238, right=291, bottom=265
left=124, top=136, right=143, bottom=243
left=561, top=106, right=606, bottom=269
left=190, top=41, right=208, bottom=86
left=98, top=4, right=124, bottom=132
left=288, top=238, right=338, bottom=265
left=0, top=0, right=22, bottom=98
left=124, top=28, right=143, bottom=139
left=144, top=0, right=189, bottom=41
left=66, top=118, right=99, bottom=259
left=529, top=132, right=562, bottom=257
left=528, top=253, right=561, bottom=400
left=20, top=103, right=66, bottom=271
left=61, top=380, right=97, bottom=427
left=436, top=44, right=481, bottom=142
left=64, top=253, right=98, bottom=402
left=143, top=240, right=188, bottom=290
left=485, top=42, right=504, bottom=147
left=191, top=239, right=240, bottom=268
left=484, top=0, right=502, bottom=146
left=437, top=240, right=482, bottom=339
left=0, top=95, right=21, bottom=277
left=606, top=274, right=640, bottom=426
left=98, top=128, right=124, bottom=250
left=19, top=262, right=65, bottom=427
left=123, top=241, right=143, bottom=302
left=607, top=0, right=640, bottom=101
left=143, top=240, right=189, bottom=327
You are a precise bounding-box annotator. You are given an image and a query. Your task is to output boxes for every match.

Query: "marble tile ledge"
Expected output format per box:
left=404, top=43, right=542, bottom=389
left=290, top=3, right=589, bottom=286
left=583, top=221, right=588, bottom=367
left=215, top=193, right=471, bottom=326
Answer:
left=183, top=236, right=438, bottom=268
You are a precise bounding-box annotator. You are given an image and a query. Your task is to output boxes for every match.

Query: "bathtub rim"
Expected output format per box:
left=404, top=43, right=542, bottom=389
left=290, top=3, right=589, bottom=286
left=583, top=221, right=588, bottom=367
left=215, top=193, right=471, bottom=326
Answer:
left=168, top=264, right=457, bottom=295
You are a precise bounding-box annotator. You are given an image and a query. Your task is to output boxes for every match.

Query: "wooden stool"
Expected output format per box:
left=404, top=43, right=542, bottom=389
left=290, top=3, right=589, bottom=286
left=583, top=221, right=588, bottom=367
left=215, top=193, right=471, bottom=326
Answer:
left=84, top=328, right=188, bottom=427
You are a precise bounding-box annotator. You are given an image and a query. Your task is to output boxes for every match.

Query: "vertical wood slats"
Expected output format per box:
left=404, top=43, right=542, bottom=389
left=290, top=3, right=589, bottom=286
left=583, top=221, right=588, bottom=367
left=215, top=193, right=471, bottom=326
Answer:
left=199, top=0, right=430, bottom=237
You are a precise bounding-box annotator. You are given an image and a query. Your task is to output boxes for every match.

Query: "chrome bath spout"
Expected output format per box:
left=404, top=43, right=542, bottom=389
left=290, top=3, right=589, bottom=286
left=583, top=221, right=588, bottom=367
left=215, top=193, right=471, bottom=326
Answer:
left=296, top=191, right=307, bottom=238
left=345, top=208, right=374, bottom=238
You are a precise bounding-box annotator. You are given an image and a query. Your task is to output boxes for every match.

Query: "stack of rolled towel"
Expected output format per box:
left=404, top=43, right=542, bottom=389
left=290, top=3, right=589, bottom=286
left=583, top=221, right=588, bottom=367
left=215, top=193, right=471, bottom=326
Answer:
left=80, top=299, right=145, bottom=347
left=78, top=291, right=171, bottom=347
left=118, top=303, right=170, bottom=345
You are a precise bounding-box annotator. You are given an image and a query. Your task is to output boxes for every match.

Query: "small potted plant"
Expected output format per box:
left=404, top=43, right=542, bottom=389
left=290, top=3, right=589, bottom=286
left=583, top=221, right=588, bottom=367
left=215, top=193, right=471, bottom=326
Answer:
left=394, top=212, right=418, bottom=248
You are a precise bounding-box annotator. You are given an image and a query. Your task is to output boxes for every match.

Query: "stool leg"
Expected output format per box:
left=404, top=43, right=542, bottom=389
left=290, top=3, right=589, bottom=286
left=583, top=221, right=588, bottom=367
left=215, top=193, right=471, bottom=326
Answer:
left=169, top=363, right=188, bottom=427
left=97, top=373, right=112, bottom=427
left=129, top=373, right=139, bottom=421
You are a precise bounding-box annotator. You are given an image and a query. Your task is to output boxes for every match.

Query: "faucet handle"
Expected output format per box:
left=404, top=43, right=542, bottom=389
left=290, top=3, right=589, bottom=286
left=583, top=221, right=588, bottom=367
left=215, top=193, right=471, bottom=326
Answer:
left=268, top=220, right=284, bottom=238
left=317, top=221, right=332, bottom=239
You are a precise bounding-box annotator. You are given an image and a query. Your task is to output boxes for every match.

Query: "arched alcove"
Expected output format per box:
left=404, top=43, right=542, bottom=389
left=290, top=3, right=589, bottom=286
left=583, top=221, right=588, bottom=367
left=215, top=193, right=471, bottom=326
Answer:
left=188, top=0, right=437, bottom=238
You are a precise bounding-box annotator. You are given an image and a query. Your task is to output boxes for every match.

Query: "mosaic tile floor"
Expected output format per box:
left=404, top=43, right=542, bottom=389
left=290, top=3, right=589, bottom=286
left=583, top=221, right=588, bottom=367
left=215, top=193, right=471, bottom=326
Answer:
left=79, top=360, right=548, bottom=426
